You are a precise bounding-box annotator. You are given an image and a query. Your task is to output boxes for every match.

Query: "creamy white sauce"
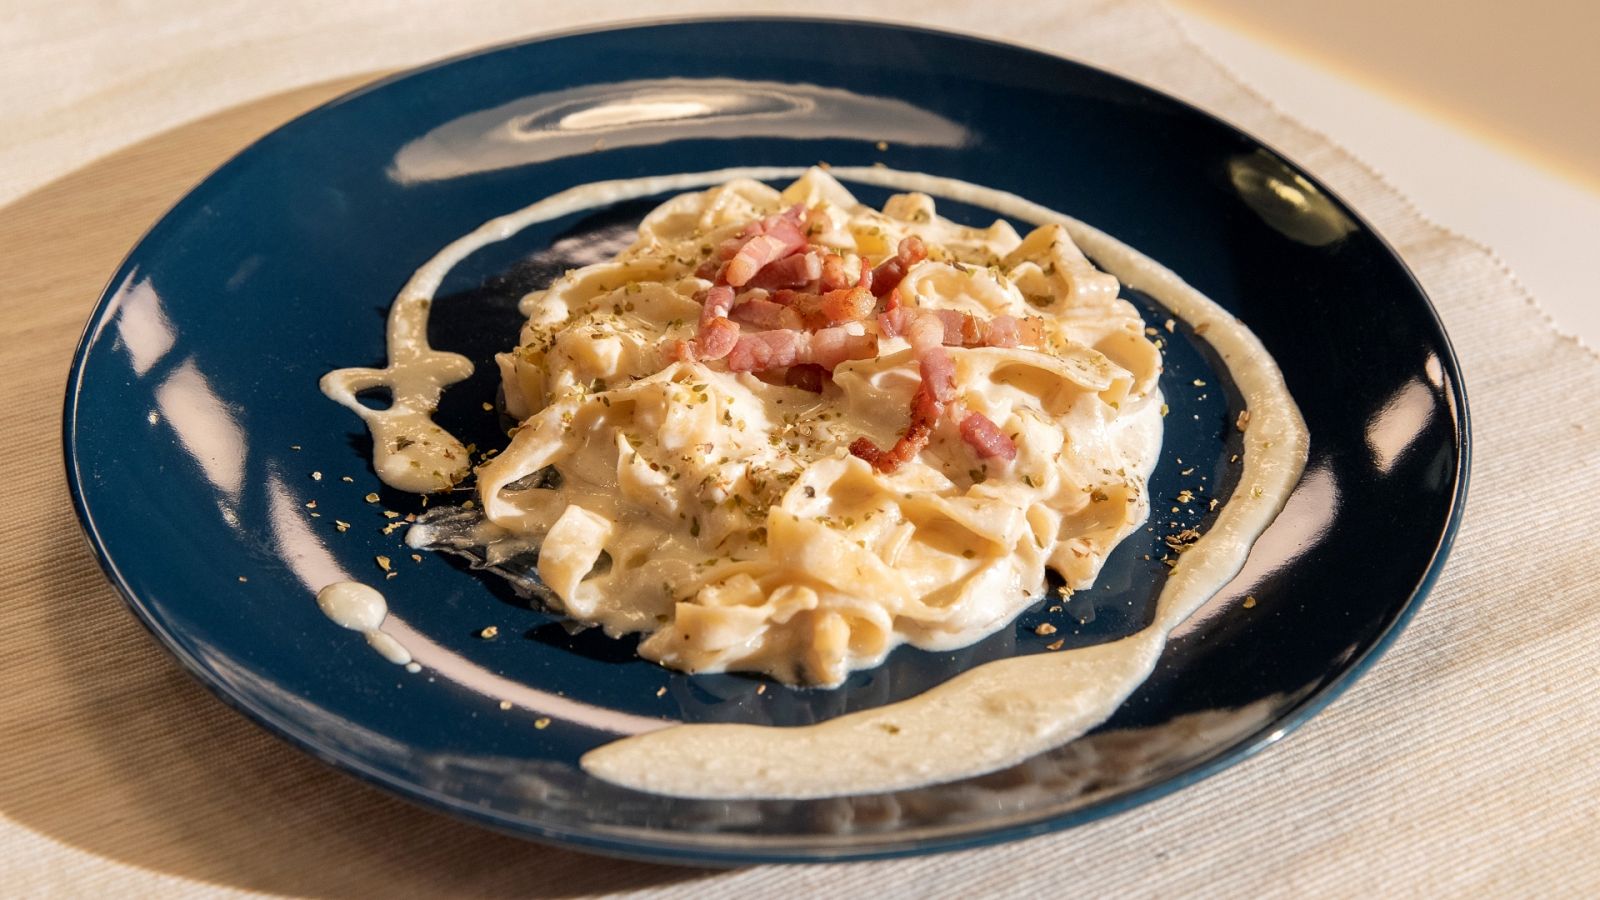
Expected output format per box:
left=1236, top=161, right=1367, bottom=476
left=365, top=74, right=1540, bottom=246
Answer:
left=323, top=167, right=1307, bottom=799
left=316, top=581, right=414, bottom=667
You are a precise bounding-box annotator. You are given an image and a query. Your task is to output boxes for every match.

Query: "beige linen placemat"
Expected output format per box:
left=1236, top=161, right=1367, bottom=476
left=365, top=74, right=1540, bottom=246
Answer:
left=2, top=1, right=1596, bottom=896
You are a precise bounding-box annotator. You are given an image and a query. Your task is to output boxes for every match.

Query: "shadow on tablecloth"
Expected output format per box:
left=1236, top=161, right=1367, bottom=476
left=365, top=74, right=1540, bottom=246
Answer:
left=0, top=75, right=714, bottom=898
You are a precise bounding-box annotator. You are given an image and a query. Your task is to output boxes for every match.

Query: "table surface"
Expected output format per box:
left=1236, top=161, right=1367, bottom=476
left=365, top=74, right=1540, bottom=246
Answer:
left=1176, top=0, right=1600, bottom=192
left=1171, top=4, right=1600, bottom=352
left=4, top=2, right=1598, bottom=896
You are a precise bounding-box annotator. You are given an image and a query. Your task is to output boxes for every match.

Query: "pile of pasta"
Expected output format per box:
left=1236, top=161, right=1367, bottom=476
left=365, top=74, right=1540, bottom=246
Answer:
left=473, top=168, right=1163, bottom=686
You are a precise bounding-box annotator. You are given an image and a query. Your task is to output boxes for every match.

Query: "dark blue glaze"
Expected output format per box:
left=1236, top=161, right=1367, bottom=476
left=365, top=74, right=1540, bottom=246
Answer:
left=64, top=18, right=1468, bottom=864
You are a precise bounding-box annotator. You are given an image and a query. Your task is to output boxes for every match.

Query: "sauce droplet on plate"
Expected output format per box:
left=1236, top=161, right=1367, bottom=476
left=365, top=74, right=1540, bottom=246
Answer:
left=316, top=581, right=415, bottom=667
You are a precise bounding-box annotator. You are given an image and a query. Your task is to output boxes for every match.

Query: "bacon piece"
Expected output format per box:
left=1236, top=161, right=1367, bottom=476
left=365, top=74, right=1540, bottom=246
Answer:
left=877, top=305, right=909, bottom=337
left=819, top=253, right=861, bottom=292
left=749, top=205, right=808, bottom=242
left=958, top=409, right=1017, bottom=461
left=868, top=235, right=928, bottom=298
left=715, top=205, right=808, bottom=257
left=920, top=349, right=956, bottom=403
left=879, top=306, right=1042, bottom=348
left=725, top=327, right=878, bottom=373
left=729, top=294, right=803, bottom=331
left=724, top=331, right=793, bottom=372
left=906, top=314, right=956, bottom=402
left=744, top=251, right=823, bottom=290
left=775, top=285, right=876, bottom=330
left=820, top=286, right=877, bottom=327
left=685, top=285, right=741, bottom=360
left=785, top=363, right=826, bottom=393
left=795, top=258, right=875, bottom=327
left=696, top=316, right=739, bottom=360
left=809, top=326, right=879, bottom=371
left=880, top=307, right=952, bottom=340
left=854, top=369, right=1017, bottom=471
left=850, top=380, right=942, bottom=473
left=851, top=314, right=958, bottom=473
left=983, top=314, right=1032, bottom=348
left=717, top=206, right=810, bottom=286
left=942, top=310, right=983, bottom=345
left=975, top=313, right=1042, bottom=347
left=699, top=285, right=736, bottom=328
left=724, top=234, right=794, bottom=287
left=883, top=285, right=904, bottom=314
left=848, top=438, right=887, bottom=467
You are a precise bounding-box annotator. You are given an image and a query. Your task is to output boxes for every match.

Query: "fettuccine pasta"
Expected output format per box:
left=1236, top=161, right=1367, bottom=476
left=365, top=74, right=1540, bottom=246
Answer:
left=462, top=168, right=1164, bottom=687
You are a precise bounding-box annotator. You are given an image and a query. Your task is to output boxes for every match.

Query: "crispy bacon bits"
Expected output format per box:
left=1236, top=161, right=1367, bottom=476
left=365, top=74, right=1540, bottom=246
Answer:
left=775, top=285, right=875, bottom=330
left=854, top=297, right=1038, bottom=472
left=683, top=210, right=1033, bottom=472
left=720, top=206, right=809, bottom=286
left=879, top=306, right=1043, bottom=349
left=692, top=285, right=740, bottom=360
left=868, top=235, right=927, bottom=298
left=725, top=327, right=878, bottom=373
left=959, top=409, right=1018, bottom=461
left=851, top=312, right=954, bottom=472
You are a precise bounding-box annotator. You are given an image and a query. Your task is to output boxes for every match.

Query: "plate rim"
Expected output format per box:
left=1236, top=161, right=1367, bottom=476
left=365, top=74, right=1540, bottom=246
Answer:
left=61, top=14, right=1472, bottom=865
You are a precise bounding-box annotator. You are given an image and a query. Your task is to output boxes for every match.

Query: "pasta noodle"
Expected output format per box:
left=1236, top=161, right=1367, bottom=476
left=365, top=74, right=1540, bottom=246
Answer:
left=460, top=168, right=1165, bottom=687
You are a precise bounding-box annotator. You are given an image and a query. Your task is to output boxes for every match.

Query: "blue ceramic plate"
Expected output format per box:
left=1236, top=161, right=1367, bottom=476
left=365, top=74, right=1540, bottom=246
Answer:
left=65, top=18, right=1468, bottom=864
